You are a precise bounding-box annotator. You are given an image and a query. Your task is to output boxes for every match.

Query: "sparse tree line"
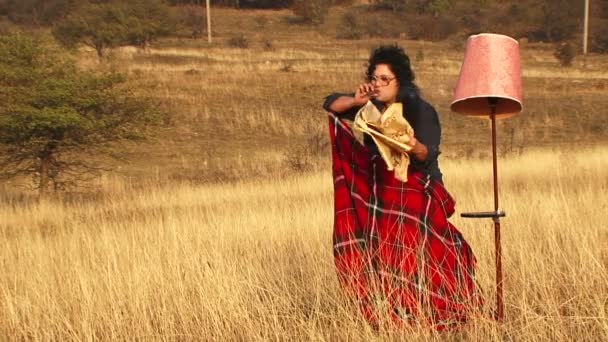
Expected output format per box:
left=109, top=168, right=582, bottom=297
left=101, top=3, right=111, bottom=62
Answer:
left=0, top=0, right=606, bottom=52
left=335, top=0, right=608, bottom=54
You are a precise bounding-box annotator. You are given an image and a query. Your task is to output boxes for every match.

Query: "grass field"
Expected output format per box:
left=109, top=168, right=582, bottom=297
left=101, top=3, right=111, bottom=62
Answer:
left=1, top=147, right=607, bottom=340
left=1, top=7, right=608, bottom=341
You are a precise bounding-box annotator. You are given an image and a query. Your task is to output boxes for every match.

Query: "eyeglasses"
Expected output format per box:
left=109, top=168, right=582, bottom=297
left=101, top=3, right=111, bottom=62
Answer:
left=370, top=75, right=396, bottom=86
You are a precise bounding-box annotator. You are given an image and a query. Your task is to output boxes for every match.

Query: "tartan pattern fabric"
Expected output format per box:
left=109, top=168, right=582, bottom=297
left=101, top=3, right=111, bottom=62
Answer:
left=328, top=113, right=481, bottom=329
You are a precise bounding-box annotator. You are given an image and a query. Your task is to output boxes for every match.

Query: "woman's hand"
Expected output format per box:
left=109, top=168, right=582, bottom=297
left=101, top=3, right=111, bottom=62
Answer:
left=408, top=135, right=428, bottom=161
left=325, top=83, right=377, bottom=114
left=354, top=83, right=376, bottom=106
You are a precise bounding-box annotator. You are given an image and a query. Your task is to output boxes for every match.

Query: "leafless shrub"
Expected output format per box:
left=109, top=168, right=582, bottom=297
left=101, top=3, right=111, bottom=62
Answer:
left=227, top=34, right=249, bottom=48
left=283, top=130, right=330, bottom=172
left=554, top=42, right=576, bottom=67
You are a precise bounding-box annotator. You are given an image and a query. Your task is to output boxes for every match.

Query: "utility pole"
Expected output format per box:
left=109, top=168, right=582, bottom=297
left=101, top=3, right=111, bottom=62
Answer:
left=206, top=0, right=212, bottom=43
left=583, top=0, right=589, bottom=55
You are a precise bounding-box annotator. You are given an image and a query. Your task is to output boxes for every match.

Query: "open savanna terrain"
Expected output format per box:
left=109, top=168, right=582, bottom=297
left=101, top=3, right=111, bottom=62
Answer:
left=1, top=148, right=607, bottom=340
left=1, top=7, right=608, bottom=341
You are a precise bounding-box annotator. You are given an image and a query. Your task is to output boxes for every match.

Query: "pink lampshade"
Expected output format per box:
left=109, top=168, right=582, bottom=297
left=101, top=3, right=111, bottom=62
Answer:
left=451, top=33, right=523, bottom=119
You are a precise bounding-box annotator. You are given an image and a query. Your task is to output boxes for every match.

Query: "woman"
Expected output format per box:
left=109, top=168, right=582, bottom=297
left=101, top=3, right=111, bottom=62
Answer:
left=323, top=45, right=481, bottom=329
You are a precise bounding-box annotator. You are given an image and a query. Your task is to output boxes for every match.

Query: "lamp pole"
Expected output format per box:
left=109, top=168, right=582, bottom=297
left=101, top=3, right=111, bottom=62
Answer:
left=461, top=98, right=506, bottom=321
left=583, top=0, right=589, bottom=55
left=490, top=100, right=504, bottom=321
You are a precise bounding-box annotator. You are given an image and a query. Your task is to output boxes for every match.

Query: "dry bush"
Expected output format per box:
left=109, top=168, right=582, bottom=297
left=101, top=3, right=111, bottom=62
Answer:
left=335, top=8, right=403, bottom=39
left=291, top=0, right=330, bottom=25
left=282, top=129, right=330, bottom=172
left=227, top=34, right=249, bottom=48
left=554, top=42, right=577, bottom=67
left=173, top=4, right=205, bottom=38
left=407, top=15, right=458, bottom=41
left=591, top=21, right=608, bottom=53
left=262, top=38, right=274, bottom=51
left=254, top=15, right=268, bottom=29
left=335, top=11, right=362, bottom=40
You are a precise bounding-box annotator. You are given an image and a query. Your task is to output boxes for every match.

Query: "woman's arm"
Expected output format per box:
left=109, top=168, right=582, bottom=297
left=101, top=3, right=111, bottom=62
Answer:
left=326, top=95, right=359, bottom=113
left=323, top=83, right=376, bottom=116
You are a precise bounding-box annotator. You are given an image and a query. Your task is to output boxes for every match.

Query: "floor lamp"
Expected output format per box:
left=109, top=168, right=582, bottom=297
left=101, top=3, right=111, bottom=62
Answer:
left=450, top=33, right=523, bottom=321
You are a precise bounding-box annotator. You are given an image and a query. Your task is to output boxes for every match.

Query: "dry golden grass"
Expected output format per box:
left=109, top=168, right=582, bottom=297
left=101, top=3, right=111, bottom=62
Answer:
left=1, top=147, right=607, bottom=340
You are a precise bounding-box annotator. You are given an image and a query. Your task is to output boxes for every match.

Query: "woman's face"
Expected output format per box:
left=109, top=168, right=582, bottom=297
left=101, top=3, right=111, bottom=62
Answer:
left=370, top=63, right=399, bottom=104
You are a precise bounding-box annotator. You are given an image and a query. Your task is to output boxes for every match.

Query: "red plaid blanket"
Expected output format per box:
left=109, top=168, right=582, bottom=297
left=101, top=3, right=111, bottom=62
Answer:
left=328, top=113, right=482, bottom=329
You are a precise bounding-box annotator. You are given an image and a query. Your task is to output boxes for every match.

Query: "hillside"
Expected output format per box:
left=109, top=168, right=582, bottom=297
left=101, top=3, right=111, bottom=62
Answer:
left=103, top=8, right=608, bottom=184
left=2, top=6, right=608, bottom=188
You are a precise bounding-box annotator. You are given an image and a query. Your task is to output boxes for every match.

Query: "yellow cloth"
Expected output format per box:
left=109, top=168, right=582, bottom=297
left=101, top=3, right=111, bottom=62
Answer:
left=353, top=101, right=415, bottom=182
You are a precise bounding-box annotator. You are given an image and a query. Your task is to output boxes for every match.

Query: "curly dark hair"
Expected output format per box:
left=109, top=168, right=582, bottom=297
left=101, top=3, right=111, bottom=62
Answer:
left=366, top=44, right=420, bottom=103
